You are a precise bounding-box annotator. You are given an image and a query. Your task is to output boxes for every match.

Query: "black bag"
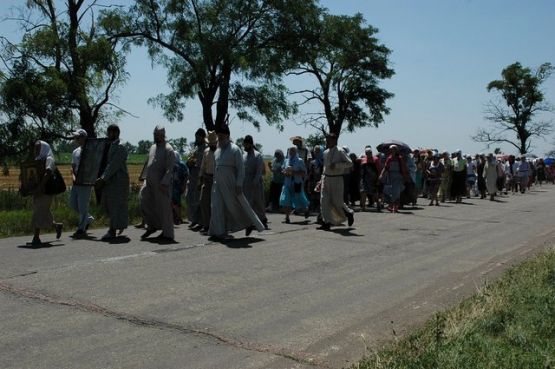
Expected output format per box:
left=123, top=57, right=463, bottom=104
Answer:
left=44, top=168, right=67, bottom=195
left=293, top=182, right=302, bottom=193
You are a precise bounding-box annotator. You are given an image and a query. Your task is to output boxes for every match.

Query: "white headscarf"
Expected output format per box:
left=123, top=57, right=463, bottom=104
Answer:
left=35, top=140, right=56, bottom=170
left=35, top=140, right=54, bottom=160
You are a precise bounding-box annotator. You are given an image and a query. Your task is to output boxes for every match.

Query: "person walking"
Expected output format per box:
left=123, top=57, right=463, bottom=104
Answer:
left=466, top=155, right=477, bottom=197
left=69, top=129, right=94, bottom=238
left=307, top=145, right=324, bottom=212
left=280, top=146, right=309, bottom=223
left=186, top=128, right=207, bottom=229
left=536, top=158, right=546, bottom=186
left=29, top=141, right=63, bottom=245
left=359, top=146, right=381, bottom=211
left=95, top=124, right=129, bottom=240
left=425, top=153, right=444, bottom=206
left=198, top=131, right=217, bottom=234
left=242, top=135, right=268, bottom=229
left=319, top=133, right=354, bottom=230
left=268, top=149, right=285, bottom=212
left=484, top=153, right=498, bottom=201
left=140, top=126, right=176, bottom=241
left=208, top=125, right=264, bottom=240
left=379, top=145, right=409, bottom=213
left=171, top=151, right=188, bottom=225
left=438, top=151, right=453, bottom=202
left=517, top=156, right=530, bottom=193
left=451, top=150, right=467, bottom=203
left=476, top=154, right=487, bottom=199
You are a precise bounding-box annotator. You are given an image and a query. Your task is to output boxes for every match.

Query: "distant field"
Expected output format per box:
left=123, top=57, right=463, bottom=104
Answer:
left=0, top=164, right=146, bottom=189
left=53, top=153, right=148, bottom=165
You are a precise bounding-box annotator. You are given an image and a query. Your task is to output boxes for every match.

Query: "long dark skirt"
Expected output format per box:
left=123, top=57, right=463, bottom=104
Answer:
left=451, top=170, right=467, bottom=198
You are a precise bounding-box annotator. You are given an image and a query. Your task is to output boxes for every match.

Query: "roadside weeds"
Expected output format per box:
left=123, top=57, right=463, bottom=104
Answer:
left=354, top=246, right=555, bottom=369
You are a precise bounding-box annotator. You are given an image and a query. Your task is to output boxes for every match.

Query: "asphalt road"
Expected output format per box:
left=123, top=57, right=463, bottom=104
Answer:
left=1, top=186, right=555, bottom=369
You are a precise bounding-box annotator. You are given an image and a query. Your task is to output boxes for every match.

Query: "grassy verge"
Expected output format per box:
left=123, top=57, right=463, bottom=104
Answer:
left=355, top=248, right=555, bottom=369
left=0, top=186, right=145, bottom=238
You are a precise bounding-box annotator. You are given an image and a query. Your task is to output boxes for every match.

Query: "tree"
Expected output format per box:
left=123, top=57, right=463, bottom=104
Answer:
left=168, top=137, right=188, bottom=154
left=473, top=62, right=554, bottom=154
left=289, top=12, right=394, bottom=137
left=136, top=139, right=153, bottom=155
left=122, top=141, right=137, bottom=155
left=102, top=0, right=316, bottom=132
left=305, top=132, right=326, bottom=149
left=0, top=0, right=128, bottom=158
left=234, top=137, right=263, bottom=153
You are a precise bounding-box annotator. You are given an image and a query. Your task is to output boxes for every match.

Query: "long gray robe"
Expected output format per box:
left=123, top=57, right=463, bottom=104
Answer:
left=186, top=143, right=206, bottom=224
left=321, top=146, right=353, bottom=226
left=141, top=143, right=175, bottom=238
left=209, top=142, right=264, bottom=237
left=243, top=149, right=267, bottom=223
left=484, top=160, right=498, bottom=195
left=100, top=139, right=129, bottom=230
left=199, top=147, right=215, bottom=229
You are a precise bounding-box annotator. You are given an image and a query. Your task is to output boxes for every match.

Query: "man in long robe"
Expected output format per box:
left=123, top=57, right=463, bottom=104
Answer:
left=199, top=131, right=217, bottom=234
left=319, top=133, right=354, bottom=230
left=242, top=135, right=268, bottom=229
left=186, top=128, right=207, bottom=228
left=208, top=126, right=264, bottom=240
left=140, top=126, right=176, bottom=240
left=96, top=124, right=129, bottom=240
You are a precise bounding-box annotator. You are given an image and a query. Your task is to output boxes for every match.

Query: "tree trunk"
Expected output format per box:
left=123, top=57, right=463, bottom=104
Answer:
left=80, top=111, right=96, bottom=138
left=214, top=62, right=232, bottom=132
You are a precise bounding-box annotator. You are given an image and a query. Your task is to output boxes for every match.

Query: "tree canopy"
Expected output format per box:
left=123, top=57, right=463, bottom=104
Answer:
left=289, top=12, right=394, bottom=138
left=102, top=0, right=319, bottom=132
left=473, top=62, right=554, bottom=154
left=0, top=0, right=128, bottom=159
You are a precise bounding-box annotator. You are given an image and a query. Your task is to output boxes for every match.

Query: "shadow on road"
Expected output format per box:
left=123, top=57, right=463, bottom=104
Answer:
left=218, top=237, right=264, bottom=249
left=98, top=236, right=132, bottom=245
left=18, top=241, right=65, bottom=249
left=329, top=228, right=363, bottom=237
left=141, top=237, right=178, bottom=245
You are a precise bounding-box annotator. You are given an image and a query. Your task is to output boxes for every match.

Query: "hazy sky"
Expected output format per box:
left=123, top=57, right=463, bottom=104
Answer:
left=2, top=0, right=555, bottom=156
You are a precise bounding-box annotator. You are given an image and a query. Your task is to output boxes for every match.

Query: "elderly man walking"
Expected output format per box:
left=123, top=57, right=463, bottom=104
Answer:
left=96, top=124, right=129, bottom=240
left=198, top=131, right=217, bottom=234
left=242, top=135, right=268, bottom=229
left=319, top=133, right=354, bottom=231
left=140, top=126, right=176, bottom=241
left=208, top=126, right=264, bottom=240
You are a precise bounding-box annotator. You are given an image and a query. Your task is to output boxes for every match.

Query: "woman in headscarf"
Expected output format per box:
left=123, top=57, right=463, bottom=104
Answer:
left=379, top=145, right=409, bottom=213
left=31, top=140, right=63, bottom=245
left=280, top=146, right=309, bottom=223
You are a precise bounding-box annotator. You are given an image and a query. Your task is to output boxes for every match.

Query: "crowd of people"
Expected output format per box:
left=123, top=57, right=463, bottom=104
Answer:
left=26, top=125, right=555, bottom=245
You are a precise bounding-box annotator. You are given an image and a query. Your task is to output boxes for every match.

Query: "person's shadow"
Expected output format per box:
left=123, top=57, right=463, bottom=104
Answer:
left=329, top=228, right=363, bottom=237
left=98, top=236, right=132, bottom=245
left=209, top=236, right=264, bottom=249
left=18, top=241, right=65, bottom=249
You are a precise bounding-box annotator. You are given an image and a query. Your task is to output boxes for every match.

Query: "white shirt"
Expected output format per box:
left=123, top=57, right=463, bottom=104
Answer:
left=72, top=147, right=82, bottom=173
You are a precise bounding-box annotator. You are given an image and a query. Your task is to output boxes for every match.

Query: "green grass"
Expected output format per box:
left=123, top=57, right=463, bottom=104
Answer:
left=355, top=248, right=555, bottom=369
left=54, top=152, right=147, bottom=165
left=0, top=186, right=145, bottom=238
